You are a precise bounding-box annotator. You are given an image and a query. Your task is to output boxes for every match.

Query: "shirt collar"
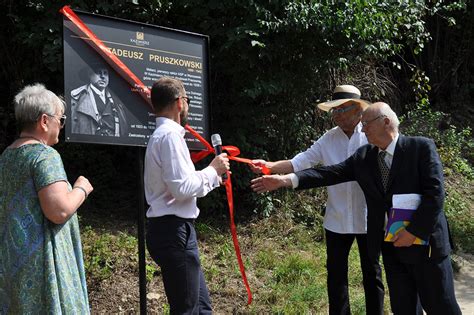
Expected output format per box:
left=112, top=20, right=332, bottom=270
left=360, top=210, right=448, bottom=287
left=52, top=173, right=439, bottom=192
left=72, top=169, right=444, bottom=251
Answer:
left=156, top=117, right=186, bottom=136
left=90, top=84, right=105, bottom=97
left=381, top=132, right=399, bottom=156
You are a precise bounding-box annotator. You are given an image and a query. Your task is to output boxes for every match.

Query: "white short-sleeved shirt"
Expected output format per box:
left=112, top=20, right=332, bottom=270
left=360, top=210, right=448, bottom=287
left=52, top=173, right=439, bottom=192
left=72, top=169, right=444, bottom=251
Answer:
left=144, top=117, right=220, bottom=219
left=290, top=123, right=368, bottom=234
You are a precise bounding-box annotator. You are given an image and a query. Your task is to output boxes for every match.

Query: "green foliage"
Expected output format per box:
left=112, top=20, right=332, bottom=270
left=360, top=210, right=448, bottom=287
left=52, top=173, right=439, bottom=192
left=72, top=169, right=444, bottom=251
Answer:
left=251, top=235, right=329, bottom=313
left=251, top=241, right=379, bottom=313
left=81, top=227, right=138, bottom=282
left=187, top=0, right=466, bottom=216
left=2, top=1, right=472, bottom=311
left=0, top=0, right=468, bottom=218
left=146, top=264, right=159, bottom=283
left=161, top=304, right=170, bottom=315
left=253, top=189, right=327, bottom=240
left=255, top=248, right=278, bottom=270
left=410, top=68, right=432, bottom=110
left=400, top=109, right=474, bottom=179
left=445, top=187, right=474, bottom=253
left=273, top=253, right=319, bottom=284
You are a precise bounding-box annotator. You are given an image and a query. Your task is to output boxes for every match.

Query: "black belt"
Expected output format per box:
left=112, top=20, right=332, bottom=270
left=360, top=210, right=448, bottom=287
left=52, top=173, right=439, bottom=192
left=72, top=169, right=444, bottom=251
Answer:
left=148, top=215, right=195, bottom=224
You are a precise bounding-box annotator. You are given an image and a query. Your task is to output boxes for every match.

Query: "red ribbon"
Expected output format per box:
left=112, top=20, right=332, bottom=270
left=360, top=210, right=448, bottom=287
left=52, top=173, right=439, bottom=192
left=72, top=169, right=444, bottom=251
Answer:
left=184, top=127, right=274, bottom=306
left=184, top=126, right=270, bottom=174
left=60, top=6, right=153, bottom=110
left=183, top=126, right=254, bottom=305
left=60, top=5, right=264, bottom=305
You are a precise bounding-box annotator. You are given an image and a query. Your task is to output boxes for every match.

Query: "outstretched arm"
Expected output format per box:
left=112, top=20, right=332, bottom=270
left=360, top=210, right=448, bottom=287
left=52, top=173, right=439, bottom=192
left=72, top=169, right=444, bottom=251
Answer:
left=251, top=150, right=358, bottom=193
left=251, top=174, right=294, bottom=193
left=250, top=139, right=324, bottom=175
left=249, top=160, right=294, bottom=174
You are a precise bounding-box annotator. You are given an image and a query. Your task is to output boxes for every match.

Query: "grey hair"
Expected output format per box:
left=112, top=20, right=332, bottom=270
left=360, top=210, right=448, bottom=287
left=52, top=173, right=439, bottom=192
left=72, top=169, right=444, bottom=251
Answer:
left=14, top=83, right=65, bottom=131
left=376, top=102, right=400, bottom=130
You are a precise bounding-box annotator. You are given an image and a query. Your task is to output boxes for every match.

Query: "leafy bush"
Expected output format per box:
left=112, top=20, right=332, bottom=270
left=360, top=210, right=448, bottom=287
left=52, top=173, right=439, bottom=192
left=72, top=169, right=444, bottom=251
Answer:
left=400, top=108, right=474, bottom=179
left=445, top=187, right=474, bottom=253
left=0, top=0, right=468, bottom=218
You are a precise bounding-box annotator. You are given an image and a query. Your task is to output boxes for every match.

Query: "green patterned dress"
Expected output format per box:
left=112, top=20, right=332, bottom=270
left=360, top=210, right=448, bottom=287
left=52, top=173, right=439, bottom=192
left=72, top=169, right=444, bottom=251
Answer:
left=0, top=143, right=89, bottom=314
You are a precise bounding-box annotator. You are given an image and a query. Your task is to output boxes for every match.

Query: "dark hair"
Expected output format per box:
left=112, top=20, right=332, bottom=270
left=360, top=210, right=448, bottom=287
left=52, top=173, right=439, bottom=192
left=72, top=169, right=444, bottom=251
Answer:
left=151, top=77, right=184, bottom=112
left=78, top=61, right=110, bottom=81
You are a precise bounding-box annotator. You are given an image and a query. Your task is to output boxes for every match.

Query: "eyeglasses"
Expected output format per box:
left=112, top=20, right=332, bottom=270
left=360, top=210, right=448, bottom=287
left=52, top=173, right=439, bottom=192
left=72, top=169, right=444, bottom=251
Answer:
left=329, top=104, right=356, bottom=115
left=361, top=115, right=386, bottom=127
left=177, top=96, right=190, bottom=105
left=47, top=114, right=67, bottom=127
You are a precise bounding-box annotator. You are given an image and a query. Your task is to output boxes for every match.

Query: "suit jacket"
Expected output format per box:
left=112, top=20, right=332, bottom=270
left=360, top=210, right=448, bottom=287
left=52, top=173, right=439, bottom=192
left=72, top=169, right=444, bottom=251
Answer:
left=296, top=135, right=451, bottom=263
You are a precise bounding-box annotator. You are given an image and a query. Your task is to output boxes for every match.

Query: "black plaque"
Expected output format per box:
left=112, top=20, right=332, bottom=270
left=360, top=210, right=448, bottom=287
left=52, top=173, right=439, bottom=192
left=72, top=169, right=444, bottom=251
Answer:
left=63, top=11, right=209, bottom=149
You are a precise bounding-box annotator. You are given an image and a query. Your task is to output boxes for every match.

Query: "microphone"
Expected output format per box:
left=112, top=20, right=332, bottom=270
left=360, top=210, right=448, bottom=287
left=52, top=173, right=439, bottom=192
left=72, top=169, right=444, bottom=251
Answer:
left=211, top=133, right=228, bottom=181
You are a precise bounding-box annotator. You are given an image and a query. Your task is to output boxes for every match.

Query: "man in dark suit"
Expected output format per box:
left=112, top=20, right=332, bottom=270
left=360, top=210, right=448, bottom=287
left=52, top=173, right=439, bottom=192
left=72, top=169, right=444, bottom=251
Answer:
left=251, top=102, right=461, bottom=315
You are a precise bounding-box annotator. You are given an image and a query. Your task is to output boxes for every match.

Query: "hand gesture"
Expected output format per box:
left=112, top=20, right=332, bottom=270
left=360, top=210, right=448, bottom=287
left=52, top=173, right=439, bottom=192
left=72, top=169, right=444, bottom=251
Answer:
left=250, top=175, right=291, bottom=193
left=249, top=159, right=267, bottom=174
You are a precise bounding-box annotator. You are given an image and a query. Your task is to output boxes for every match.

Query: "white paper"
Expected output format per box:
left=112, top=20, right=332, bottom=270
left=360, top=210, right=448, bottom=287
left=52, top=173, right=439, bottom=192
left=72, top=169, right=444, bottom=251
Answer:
left=392, top=193, right=421, bottom=210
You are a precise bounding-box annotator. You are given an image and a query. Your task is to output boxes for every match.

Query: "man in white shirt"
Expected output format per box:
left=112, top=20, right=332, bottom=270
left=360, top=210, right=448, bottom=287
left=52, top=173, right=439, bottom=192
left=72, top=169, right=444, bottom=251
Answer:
left=144, top=77, right=229, bottom=314
left=250, top=85, right=384, bottom=315
left=251, top=102, right=461, bottom=315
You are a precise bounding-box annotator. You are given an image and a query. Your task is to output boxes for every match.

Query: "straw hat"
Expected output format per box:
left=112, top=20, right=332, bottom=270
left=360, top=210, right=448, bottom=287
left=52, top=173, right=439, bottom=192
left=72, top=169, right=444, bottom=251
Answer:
left=317, top=85, right=371, bottom=111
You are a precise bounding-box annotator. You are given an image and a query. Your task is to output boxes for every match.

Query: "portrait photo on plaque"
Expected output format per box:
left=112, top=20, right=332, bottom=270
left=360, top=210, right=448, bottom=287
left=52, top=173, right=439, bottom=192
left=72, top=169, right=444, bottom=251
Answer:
left=63, top=10, right=210, bottom=149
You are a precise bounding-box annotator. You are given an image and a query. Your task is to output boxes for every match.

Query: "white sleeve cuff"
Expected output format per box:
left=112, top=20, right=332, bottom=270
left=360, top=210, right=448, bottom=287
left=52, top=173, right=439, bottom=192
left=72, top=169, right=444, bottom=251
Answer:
left=289, top=173, right=299, bottom=189
left=202, top=166, right=220, bottom=188
left=289, top=159, right=300, bottom=172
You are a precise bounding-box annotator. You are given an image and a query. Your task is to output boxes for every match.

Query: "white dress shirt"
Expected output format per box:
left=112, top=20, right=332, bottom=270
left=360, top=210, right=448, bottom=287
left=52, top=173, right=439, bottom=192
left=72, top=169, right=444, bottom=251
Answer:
left=144, top=117, right=220, bottom=219
left=90, top=84, right=106, bottom=104
left=290, top=123, right=368, bottom=234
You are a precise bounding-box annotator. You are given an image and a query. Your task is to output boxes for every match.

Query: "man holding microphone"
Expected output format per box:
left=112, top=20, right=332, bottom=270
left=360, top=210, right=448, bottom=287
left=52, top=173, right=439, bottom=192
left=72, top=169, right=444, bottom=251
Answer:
left=144, top=77, right=229, bottom=314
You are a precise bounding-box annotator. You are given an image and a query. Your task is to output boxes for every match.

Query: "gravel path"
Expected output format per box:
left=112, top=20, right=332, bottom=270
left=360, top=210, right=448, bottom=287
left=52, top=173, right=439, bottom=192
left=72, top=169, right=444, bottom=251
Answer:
left=453, top=253, right=474, bottom=314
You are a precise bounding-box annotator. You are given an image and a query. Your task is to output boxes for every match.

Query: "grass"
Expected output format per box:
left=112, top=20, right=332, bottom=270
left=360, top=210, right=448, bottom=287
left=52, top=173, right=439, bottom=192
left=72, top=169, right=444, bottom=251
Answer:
left=81, top=226, right=138, bottom=282
left=235, top=216, right=386, bottom=314
left=80, top=176, right=472, bottom=313
left=81, top=211, right=392, bottom=313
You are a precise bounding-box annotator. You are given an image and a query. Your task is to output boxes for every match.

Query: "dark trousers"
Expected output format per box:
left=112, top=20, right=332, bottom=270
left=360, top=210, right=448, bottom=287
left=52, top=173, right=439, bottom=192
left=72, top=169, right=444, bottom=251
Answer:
left=146, top=216, right=212, bottom=315
left=325, top=229, right=385, bottom=315
left=382, top=243, right=461, bottom=315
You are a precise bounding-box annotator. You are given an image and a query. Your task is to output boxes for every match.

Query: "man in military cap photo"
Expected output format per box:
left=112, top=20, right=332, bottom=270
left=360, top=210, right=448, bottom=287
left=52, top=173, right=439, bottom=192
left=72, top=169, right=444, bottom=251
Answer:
left=70, top=62, right=129, bottom=137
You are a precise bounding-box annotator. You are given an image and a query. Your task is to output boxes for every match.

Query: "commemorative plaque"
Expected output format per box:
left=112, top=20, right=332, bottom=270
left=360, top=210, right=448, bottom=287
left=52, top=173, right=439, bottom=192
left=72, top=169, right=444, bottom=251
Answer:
left=63, top=11, right=209, bottom=149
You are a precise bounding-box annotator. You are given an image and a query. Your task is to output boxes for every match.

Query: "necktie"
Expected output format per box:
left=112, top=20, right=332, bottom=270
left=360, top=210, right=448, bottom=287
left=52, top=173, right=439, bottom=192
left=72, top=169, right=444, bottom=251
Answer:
left=378, top=151, right=390, bottom=191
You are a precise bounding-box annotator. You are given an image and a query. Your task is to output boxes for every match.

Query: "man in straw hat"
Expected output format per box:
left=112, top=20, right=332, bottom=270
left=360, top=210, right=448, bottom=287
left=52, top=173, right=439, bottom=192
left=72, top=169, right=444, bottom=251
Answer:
left=250, top=85, right=384, bottom=314
left=251, top=102, right=461, bottom=315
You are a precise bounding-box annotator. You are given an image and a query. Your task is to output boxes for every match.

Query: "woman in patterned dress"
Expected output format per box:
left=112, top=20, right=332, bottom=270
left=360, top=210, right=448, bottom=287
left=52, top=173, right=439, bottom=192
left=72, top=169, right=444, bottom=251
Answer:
left=0, top=83, right=93, bottom=313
